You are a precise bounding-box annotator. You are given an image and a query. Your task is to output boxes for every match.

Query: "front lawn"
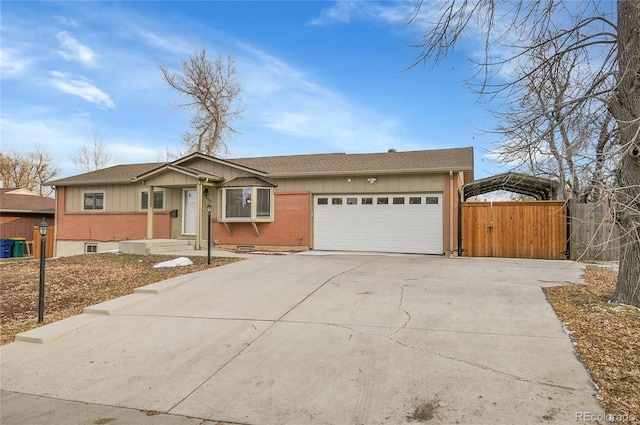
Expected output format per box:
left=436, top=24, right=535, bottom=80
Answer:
left=544, top=266, right=639, bottom=423
left=0, top=253, right=242, bottom=346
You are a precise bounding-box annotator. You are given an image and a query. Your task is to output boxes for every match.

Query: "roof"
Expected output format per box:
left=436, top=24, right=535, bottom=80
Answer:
left=133, top=164, right=224, bottom=183
left=221, top=176, right=278, bottom=188
left=46, top=163, right=165, bottom=186
left=47, top=147, right=474, bottom=187
left=461, top=172, right=562, bottom=201
left=227, top=147, right=474, bottom=176
left=0, top=188, right=55, bottom=214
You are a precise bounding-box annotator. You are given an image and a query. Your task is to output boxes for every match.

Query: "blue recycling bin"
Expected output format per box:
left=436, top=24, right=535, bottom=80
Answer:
left=1, top=240, right=14, bottom=258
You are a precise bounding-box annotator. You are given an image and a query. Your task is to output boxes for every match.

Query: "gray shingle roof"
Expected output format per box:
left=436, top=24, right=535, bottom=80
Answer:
left=47, top=147, right=474, bottom=186
left=46, top=163, right=165, bottom=186
left=227, top=147, right=474, bottom=176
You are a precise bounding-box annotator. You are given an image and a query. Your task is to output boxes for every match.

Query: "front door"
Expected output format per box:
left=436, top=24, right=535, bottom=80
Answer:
left=183, top=189, right=198, bottom=235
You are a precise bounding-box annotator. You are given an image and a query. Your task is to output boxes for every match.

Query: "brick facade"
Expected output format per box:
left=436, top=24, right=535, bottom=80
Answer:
left=212, top=192, right=310, bottom=249
left=55, top=187, right=171, bottom=242
left=0, top=214, right=54, bottom=240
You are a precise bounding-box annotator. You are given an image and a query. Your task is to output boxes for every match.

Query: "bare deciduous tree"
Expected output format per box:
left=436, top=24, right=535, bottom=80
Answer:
left=160, top=49, right=242, bottom=156
left=492, top=33, right=617, bottom=201
left=0, top=145, right=59, bottom=196
left=410, top=0, right=639, bottom=307
left=71, top=129, right=116, bottom=172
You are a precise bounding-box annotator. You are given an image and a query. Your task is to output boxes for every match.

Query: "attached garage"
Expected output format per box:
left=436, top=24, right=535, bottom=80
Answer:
left=313, top=193, right=443, bottom=254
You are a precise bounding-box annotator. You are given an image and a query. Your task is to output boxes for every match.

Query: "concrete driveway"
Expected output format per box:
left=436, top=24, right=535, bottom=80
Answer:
left=1, top=253, right=603, bottom=424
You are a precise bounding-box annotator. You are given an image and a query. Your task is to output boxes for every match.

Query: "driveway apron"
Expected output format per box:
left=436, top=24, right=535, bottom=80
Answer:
left=1, top=254, right=603, bottom=424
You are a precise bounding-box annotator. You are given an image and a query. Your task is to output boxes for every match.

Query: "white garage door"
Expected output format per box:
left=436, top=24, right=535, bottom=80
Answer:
left=313, top=193, right=443, bottom=254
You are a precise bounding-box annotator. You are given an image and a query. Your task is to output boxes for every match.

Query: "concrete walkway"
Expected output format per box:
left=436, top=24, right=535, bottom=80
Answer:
left=1, top=253, right=603, bottom=424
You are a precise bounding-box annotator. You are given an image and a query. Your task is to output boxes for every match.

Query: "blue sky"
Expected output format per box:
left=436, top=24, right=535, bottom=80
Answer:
left=1, top=1, right=508, bottom=180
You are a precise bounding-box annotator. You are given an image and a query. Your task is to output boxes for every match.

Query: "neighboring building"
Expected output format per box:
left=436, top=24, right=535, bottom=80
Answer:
left=46, top=148, right=474, bottom=256
left=0, top=188, right=55, bottom=241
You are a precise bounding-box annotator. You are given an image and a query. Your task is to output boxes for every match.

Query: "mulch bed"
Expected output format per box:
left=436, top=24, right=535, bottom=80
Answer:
left=543, top=266, right=639, bottom=423
left=0, top=253, right=242, bottom=346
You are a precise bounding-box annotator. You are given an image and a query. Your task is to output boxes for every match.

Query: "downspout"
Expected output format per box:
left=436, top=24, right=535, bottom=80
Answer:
left=449, top=170, right=454, bottom=257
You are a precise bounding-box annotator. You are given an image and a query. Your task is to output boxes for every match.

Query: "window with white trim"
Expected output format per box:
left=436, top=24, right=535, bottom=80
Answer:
left=85, top=243, right=98, bottom=254
left=222, top=187, right=273, bottom=221
left=83, top=192, right=104, bottom=211
left=141, top=190, right=165, bottom=210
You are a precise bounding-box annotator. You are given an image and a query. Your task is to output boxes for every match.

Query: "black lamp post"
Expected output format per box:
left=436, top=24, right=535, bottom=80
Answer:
left=206, top=203, right=212, bottom=265
left=38, top=218, right=48, bottom=323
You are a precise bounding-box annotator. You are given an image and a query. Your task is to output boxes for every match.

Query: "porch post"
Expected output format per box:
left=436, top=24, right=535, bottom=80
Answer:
left=195, top=182, right=202, bottom=250
left=146, top=185, right=154, bottom=239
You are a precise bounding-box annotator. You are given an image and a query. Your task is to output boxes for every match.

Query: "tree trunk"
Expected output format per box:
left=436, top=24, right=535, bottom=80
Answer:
left=611, top=0, right=640, bottom=307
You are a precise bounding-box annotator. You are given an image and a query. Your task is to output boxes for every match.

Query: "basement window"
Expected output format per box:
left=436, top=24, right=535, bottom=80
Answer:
left=85, top=243, right=98, bottom=254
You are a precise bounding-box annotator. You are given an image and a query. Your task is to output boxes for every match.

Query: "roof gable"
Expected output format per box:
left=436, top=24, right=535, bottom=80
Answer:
left=133, top=164, right=224, bottom=183
left=173, top=152, right=269, bottom=176
left=221, top=176, right=278, bottom=188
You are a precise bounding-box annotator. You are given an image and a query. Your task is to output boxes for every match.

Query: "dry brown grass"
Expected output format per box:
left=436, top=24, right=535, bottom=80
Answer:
left=0, top=253, right=243, bottom=346
left=543, top=266, right=640, bottom=423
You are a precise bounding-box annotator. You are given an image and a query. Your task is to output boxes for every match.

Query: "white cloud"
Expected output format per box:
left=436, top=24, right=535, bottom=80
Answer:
left=0, top=46, right=34, bottom=77
left=237, top=44, right=414, bottom=154
left=309, top=1, right=412, bottom=27
left=49, top=71, right=115, bottom=108
left=137, top=29, right=194, bottom=55
left=56, top=31, right=98, bottom=67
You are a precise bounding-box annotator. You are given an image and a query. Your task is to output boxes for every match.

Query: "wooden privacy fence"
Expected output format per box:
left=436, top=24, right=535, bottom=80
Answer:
left=568, top=201, right=620, bottom=261
left=33, top=226, right=55, bottom=259
left=460, top=201, right=567, bottom=260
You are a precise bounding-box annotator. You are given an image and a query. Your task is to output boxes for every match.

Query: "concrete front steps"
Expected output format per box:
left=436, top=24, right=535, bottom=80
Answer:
left=119, top=239, right=195, bottom=255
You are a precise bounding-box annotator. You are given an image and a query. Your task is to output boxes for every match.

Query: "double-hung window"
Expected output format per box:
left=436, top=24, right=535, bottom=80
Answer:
left=83, top=192, right=104, bottom=211
left=141, top=190, right=165, bottom=210
left=222, top=187, right=273, bottom=221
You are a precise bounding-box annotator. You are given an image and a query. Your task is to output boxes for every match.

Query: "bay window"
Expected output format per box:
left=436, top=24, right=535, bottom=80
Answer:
left=222, top=187, right=273, bottom=221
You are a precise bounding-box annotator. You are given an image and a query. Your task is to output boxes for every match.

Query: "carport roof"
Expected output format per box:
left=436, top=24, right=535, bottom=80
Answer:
left=461, top=172, right=561, bottom=201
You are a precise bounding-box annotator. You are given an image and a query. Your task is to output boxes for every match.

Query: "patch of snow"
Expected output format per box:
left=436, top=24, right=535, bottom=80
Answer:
left=152, top=257, right=194, bottom=268
left=591, top=261, right=619, bottom=271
